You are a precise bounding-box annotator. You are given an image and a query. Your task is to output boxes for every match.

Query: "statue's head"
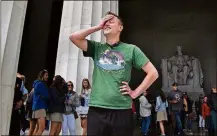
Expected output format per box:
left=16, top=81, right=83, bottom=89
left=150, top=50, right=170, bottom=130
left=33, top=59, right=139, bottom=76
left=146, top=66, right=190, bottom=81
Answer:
left=176, top=45, right=183, bottom=55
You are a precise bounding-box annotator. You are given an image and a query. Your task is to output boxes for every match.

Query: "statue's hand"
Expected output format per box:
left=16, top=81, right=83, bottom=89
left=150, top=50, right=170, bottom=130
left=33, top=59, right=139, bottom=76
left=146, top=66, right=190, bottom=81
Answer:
left=167, top=61, right=172, bottom=71
left=190, top=56, right=196, bottom=60
left=162, top=57, right=167, bottom=60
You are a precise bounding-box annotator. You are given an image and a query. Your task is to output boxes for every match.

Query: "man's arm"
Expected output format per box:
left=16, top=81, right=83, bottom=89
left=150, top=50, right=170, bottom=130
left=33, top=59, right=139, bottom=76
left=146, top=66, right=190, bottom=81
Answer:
left=120, top=63, right=158, bottom=99
left=69, top=15, right=114, bottom=51
left=69, top=26, right=101, bottom=51
left=131, top=62, right=159, bottom=99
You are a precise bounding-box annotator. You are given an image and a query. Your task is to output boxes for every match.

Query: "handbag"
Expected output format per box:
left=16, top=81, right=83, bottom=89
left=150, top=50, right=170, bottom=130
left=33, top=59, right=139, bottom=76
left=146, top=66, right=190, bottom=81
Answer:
left=74, top=110, right=79, bottom=119
left=72, top=107, right=78, bottom=119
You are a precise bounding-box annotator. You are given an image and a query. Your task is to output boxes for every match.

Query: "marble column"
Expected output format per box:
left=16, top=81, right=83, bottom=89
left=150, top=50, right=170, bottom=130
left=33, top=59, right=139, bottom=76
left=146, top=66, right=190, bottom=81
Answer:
left=1, top=1, right=27, bottom=135
left=55, top=1, right=118, bottom=134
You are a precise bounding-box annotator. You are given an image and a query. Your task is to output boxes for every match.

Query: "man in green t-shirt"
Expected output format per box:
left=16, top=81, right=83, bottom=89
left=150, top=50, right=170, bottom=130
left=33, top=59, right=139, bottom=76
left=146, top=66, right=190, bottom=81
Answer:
left=69, top=11, right=159, bottom=136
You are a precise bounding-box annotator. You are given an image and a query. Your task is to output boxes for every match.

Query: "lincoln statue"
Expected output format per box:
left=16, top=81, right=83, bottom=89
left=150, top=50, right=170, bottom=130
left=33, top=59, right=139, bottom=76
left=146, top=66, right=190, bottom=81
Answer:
left=161, top=45, right=203, bottom=89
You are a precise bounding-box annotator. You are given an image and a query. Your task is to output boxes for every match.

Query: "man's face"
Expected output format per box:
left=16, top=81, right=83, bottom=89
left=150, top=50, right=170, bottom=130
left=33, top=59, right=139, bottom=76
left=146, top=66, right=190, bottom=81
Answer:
left=172, top=85, right=177, bottom=91
left=212, top=87, right=217, bottom=93
left=103, top=16, right=123, bottom=36
left=43, top=73, right=49, bottom=81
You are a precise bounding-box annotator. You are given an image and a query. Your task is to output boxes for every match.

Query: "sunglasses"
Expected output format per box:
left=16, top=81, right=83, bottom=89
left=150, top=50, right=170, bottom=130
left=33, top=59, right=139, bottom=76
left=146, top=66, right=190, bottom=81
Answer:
left=68, top=84, right=73, bottom=87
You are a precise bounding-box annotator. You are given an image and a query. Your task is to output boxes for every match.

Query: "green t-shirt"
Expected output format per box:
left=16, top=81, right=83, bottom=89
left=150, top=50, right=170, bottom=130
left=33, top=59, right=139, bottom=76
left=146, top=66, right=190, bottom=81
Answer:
left=83, top=40, right=149, bottom=109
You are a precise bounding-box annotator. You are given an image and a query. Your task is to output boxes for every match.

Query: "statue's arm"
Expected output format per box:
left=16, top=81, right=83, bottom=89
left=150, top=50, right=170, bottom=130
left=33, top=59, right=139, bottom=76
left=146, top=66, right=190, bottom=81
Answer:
left=167, top=56, right=174, bottom=72
left=184, top=55, right=192, bottom=68
left=187, top=60, right=192, bottom=68
left=168, top=61, right=172, bottom=72
left=168, top=56, right=174, bottom=61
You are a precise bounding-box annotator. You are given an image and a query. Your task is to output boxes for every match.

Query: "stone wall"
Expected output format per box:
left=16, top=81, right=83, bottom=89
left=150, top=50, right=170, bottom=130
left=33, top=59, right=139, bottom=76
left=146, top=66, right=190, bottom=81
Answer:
left=1, top=1, right=27, bottom=134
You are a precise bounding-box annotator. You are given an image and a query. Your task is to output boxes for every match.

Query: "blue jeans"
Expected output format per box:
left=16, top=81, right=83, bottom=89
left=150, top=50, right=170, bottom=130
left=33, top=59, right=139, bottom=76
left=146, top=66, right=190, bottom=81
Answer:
left=171, top=111, right=183, bottom=134
left=211, top=110, right=217, bottom=131
left=62, top=114, right=76, bottom=135
left=141, top=116, right=151, bottom=135
left=186, top=114, right=192, bottom=130
left=206, top=115, right=213, bottom=131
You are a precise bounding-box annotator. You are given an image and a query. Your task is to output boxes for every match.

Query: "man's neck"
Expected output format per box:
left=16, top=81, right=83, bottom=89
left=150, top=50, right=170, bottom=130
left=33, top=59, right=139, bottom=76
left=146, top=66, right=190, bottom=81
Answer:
left=106, top=36, right=120, bottom=46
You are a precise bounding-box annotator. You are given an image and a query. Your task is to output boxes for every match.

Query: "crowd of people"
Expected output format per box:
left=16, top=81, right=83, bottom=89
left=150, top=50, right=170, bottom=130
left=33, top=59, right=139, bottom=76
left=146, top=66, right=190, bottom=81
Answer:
left=9, top=70, right=91, bottom=136
left=10, top=70, right=217, bottom=136
left=137, top=83, right=217, bottom=136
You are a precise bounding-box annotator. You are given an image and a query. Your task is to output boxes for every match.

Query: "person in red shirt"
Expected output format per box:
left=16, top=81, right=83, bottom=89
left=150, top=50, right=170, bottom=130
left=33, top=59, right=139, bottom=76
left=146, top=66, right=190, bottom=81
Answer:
left=202, top=96, right=211, bottom=132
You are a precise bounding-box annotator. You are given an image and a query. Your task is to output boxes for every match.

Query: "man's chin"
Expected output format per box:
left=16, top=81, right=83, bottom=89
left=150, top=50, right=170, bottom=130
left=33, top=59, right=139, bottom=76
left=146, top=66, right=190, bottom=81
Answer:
left=103, top=30, right=112, bottom=35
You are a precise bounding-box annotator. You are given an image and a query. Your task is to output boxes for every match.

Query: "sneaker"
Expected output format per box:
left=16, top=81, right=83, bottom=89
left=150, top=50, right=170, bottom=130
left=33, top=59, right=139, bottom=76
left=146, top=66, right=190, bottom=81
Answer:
left=187, top=130, right=193, bottom=135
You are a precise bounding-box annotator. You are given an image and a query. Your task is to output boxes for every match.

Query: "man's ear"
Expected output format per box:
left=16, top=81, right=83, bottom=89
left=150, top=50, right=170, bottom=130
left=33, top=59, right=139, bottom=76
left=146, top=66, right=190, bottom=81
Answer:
left=119, top=25, right=123, bottom=31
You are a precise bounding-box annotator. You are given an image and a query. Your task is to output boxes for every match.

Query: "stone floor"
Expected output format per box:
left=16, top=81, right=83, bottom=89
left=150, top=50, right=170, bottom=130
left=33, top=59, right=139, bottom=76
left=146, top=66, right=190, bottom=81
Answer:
left=25, top=118, right=209, bottom=136
left=25, top=123, right=208, bottom=136
left=133, top=118, right=209, bottom=136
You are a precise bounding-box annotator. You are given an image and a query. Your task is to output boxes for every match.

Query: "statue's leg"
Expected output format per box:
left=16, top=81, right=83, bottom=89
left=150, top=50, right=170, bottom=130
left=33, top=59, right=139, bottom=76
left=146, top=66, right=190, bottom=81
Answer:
left=192, top=59, right=201, bottom=87
left=183, top=66, right=189, bottom=85
left=161, top=59, right=169, bottom=88
left=172, top=66, right=178, bottom=83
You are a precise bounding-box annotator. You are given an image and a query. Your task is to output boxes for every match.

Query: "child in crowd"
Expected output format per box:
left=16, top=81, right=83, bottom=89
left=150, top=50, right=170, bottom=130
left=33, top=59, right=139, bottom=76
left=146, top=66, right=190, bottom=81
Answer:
left=139, top=91, right=152, bottom=136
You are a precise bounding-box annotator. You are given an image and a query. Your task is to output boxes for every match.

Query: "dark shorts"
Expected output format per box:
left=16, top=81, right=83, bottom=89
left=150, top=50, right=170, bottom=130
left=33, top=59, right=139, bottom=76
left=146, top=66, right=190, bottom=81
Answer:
left=87, top=107, right=133, bottom=136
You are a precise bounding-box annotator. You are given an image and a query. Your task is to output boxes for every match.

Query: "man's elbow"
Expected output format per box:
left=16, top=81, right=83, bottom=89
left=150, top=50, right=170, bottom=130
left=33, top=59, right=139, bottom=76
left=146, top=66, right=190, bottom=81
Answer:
left=150, top=68, right=159, bottom=81
left=69, top=33, right=77, bottom=43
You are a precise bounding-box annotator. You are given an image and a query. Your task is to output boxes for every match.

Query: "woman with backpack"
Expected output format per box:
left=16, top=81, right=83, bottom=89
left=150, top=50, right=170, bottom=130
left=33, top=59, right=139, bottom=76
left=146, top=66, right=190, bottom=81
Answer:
left=79, top=78, right=91, bottom=136
left=47, top=75, right=66, bottom=135
left=32, top=70, right=49, bottom=135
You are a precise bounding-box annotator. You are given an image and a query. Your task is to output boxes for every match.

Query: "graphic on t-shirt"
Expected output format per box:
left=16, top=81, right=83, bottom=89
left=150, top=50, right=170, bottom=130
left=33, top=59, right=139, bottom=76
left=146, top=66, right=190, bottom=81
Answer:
left=174, top=93, right=181, bottom=101
left=97, top=50, right=126, bottom=71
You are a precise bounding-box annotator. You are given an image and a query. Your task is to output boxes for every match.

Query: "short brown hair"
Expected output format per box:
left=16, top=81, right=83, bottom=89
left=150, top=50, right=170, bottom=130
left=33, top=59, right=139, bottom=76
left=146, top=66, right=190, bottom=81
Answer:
left=106, top=11, right=123, bottom=26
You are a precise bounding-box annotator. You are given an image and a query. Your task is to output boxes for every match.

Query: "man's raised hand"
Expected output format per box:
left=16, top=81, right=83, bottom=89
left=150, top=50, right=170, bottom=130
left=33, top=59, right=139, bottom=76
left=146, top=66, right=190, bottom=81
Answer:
left=98, top=15, right=114, bottom=29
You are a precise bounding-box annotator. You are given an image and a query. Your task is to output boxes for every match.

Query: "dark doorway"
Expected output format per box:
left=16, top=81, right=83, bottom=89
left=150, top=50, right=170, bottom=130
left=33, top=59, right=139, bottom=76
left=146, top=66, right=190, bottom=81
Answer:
left=119, top=0, right=216, bottom=97
left=120, top=1, right=216, bottom=135
left=18, top=0, right=64, bottom=90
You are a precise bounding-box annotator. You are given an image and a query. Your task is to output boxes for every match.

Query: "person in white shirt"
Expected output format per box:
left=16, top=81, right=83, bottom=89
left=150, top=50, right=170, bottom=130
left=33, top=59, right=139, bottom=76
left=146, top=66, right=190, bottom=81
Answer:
left=79, top=78, right=91, bottom=136
left=139, top=91, right=152, bottom=136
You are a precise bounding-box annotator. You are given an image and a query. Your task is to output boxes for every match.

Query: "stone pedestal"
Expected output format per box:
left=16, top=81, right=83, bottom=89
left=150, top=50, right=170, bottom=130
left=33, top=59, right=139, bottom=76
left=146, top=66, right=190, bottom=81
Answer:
left=55, top=1, right=118, bottom=135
